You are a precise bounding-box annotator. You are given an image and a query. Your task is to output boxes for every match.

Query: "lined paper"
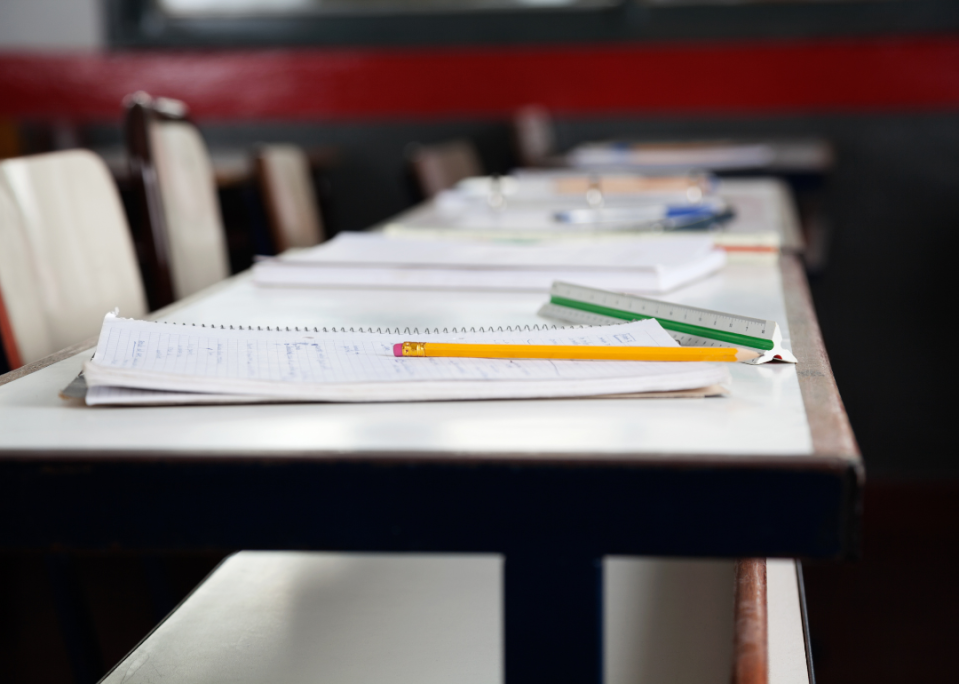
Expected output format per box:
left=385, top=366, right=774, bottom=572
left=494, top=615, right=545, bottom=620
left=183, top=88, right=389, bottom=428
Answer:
left=83, top=314, right=730, bottom=405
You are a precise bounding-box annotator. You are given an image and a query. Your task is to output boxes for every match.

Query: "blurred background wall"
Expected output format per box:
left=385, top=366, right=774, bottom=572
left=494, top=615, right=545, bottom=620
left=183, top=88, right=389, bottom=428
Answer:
left=1, top=1, right=959, bottom=682
left=0, top=1, right=101, bottom=50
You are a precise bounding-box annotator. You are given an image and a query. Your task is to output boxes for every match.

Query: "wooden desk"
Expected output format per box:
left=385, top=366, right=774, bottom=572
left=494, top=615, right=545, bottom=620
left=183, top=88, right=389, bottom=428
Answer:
left=0, top=191, right=858, bottom=682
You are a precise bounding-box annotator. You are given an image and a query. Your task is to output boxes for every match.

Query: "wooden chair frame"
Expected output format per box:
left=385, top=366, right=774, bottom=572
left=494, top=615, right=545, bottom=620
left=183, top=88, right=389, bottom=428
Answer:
left=0, top=280, right=21, bottom=370
left=254, top=144, right=327, bottom=253
left=124, top=91, right=190, bottom=310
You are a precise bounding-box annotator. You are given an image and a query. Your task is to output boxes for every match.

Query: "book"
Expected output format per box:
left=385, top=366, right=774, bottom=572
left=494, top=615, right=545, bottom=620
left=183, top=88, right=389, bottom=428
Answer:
left=252, top=233, right=726, bottom=294
left=80, top=312, right=731, bottom=406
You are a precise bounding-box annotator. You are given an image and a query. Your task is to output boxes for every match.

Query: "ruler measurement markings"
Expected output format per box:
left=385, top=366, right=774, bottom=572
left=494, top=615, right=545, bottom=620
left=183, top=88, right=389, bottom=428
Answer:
left=541, top=305, right=740, bottom=349
left=547, top=295, right=776, bottom=351
left=553, top=284, right=770, bottom=327
left=543, top=283, right=795, bottom=363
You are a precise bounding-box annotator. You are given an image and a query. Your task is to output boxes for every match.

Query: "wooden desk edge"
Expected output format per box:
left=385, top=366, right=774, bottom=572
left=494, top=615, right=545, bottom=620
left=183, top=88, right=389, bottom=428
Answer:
left=0, top=336, right=96, bottom=389
left=733, top=558, right=769, bottom=684
left=0, top=272, right=250, bottom=389
left=780, top=255, right=861, bottom=466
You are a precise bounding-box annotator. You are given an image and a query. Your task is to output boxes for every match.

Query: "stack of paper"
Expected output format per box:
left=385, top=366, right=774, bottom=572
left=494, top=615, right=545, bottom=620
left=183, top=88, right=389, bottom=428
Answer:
left=252, top=233, right=726, bottom=294
left=82, top=313, right=731, bottom=405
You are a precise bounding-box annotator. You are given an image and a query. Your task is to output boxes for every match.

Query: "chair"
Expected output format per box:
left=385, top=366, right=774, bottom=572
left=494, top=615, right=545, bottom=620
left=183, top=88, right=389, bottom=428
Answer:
left=125, top=92, right=230, bottom=309
left=408, top=139, right=483, bottom=199
left=512, top=105, right=557, bottom=168
left=0, top=150, right=147, bottom=367
left=255, top=144, right=326, bottom=252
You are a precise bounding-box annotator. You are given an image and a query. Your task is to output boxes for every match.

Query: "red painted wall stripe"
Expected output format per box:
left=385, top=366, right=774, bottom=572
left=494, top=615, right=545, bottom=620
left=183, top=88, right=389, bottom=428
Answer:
left=2, top=36, right=959, bottom=122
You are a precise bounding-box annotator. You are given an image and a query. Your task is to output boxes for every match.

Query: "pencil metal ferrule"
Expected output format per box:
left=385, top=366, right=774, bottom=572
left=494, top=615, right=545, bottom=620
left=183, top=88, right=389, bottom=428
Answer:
left=403, top=342, right=427, bottom=357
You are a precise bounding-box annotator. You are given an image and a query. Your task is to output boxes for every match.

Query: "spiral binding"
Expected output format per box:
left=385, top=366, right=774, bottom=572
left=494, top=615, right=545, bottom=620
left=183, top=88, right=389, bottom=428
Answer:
left=156, top=320, right=586, bottom=335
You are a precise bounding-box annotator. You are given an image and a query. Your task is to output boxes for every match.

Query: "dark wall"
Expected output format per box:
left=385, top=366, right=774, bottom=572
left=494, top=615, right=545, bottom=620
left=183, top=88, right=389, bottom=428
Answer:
left=107, top=0, right=959, bottom=48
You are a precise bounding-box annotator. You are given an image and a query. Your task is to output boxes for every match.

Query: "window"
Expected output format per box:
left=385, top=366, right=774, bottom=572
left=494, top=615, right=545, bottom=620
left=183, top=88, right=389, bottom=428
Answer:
left=156, top=0, right=616, bottom=16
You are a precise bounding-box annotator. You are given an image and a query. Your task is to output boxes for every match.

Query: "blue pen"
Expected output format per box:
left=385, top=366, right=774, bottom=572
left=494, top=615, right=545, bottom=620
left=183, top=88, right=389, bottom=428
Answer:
left=554, top=203, right=721, bottom=226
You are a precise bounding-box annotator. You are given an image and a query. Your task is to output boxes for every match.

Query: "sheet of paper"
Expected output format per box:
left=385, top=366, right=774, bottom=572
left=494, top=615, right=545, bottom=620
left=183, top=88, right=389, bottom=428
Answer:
left=83, top=314, right=730, bottom=404
left=252, top=261, right=727, bottom=294
left=279, top=232, right=717, bottom=268
left=83, top=383, right=729, bottom=406
left=253, top=233, right=726, bottom=294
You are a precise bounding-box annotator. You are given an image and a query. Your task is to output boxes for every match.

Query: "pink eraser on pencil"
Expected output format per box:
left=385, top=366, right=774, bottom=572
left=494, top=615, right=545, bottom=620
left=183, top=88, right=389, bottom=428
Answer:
left=393, top=343, right=403, bottom=357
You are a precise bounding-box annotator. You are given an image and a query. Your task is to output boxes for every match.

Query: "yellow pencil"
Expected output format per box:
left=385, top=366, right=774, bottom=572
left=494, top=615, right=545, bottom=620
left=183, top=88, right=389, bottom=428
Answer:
left=392, top=342, right=759, bottom=362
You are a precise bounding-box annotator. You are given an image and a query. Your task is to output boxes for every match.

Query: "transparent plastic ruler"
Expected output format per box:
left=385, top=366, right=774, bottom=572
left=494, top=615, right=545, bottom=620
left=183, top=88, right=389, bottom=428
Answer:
left=538, top=281, right=797, bottom=365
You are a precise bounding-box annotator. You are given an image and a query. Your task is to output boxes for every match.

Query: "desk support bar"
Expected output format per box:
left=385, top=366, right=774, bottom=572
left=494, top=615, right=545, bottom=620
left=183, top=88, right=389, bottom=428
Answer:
left=733, top=558, right=768, bottom=684
left=505, top=552, right=602, bottom=684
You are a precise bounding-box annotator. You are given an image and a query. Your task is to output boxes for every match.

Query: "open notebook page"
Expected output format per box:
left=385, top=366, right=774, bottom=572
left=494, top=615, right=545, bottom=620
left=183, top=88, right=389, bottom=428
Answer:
left=83, top=314, right=730, bottom=405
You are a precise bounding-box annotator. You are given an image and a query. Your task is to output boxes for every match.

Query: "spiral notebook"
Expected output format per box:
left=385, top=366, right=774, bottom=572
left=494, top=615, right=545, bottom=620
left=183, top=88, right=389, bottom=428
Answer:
left=79, top=312, right=731, bottom=406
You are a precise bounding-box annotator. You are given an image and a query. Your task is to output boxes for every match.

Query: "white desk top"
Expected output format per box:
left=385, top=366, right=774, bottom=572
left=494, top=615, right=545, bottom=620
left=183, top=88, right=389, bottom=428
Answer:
left=0, top=257, right=814, bottom=461
left=98, top=552, right=807, bottom=684
left=384, top=178, right=804, bottom=253
left=718, top=179, right=803, bottom=251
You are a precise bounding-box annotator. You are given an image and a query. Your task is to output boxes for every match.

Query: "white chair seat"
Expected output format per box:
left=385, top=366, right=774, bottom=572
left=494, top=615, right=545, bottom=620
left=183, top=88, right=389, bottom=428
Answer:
left=257, top=144, right=325, bottom=252
left=149, top=120, right=231, bottom=300
left=0, top=150, right=147, bottom=366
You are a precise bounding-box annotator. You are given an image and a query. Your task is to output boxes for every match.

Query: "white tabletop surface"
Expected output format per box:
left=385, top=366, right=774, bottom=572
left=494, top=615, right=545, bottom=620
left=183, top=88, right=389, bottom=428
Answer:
left=99, top=552, right=807, bottom=684
left=718, top=178, right=803, bottom=250
left=0, top=256, right=812, bottom=460
left=384, top=178, right=803, bottom=252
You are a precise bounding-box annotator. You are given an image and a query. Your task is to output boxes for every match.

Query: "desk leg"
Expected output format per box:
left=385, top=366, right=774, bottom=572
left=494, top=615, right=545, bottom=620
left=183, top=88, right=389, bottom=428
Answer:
left=46, top=553, right=103, bottom=684
left=504, top=553, right=603, bottom=684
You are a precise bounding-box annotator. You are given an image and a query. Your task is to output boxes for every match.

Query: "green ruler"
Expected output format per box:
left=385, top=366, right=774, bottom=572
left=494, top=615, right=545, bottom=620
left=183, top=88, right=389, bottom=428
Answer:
left=538, top=281, right=797, bottom=365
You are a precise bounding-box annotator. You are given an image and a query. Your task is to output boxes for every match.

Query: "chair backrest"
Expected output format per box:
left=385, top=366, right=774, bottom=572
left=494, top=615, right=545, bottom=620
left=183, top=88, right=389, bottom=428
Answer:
left=0, top=150, right=147, bottom=367
left=513, top=105, right=556, bottom=167
left=125, top=93, right=230, bottom=307
left=408, top=139, right=483, bottom=199
left=255, top=144, right=325, bottom=252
